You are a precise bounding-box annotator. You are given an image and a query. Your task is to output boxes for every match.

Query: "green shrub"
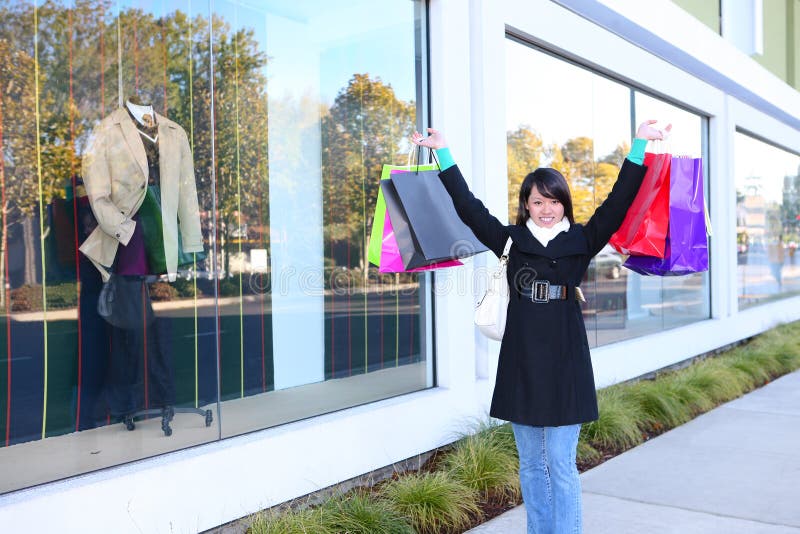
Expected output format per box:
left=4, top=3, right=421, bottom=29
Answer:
left=726, top=353, right=771, bottom=387
left=576, top=441, right=601, bottom=464
left=677, top=362, right=744, bottom=404
left=746, top=349, right=785, bottom=377
left=581, top=387, right=643, bottom=450
left=620, top=380, right=692, bottom=431
left=248, top=506, right=335, bottom=534
left=381, top=472, right=480, bottom=534
left=660, top=375, right=715, bottom=415
left=454, top=419, right=518, bottom=460
left=442, top=431, right=520, bottom=502
left=322, top=491, right=414, bottom=534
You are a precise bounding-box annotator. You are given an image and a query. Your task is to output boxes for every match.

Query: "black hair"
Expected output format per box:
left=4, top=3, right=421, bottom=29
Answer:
left=515, top=168, right=575, bottom=226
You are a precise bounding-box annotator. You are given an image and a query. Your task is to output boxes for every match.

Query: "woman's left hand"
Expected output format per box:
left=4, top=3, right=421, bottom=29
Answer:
left=636, top=120, right=672, bottom=141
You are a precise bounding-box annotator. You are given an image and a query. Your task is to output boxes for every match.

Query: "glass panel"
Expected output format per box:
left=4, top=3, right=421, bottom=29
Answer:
left=735, top=132, right=800, bottom=308
left=0, top=0, right=429, bottom=494
left=207, top=0, right=431, bottom=439
left=504, top=38, right=711, bottom=349
left=0, top=0, right=219, bottom=494
left=505, top=39, right=634, bottom=348
left=634, top=92, right=711, bottom=334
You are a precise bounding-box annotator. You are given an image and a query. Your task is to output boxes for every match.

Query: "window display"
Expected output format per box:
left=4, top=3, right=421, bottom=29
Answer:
left=0, top=0, right=430, bottom=494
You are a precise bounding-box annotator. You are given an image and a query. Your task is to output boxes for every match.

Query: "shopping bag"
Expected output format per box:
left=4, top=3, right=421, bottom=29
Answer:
left=609, top=152, right=671, bottom=258
left=623, top=156, right=709, bottom=276
left=368, top=162, right=439, bottom=267
left=138, top=185, right=207, bottom=273
left=385, top=169, right=487, bottom=269
left=378, top=208, right=462, bottom=272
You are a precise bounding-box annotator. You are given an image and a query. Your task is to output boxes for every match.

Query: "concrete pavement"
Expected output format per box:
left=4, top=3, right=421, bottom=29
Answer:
left=467, top=370, right=800, bottom=533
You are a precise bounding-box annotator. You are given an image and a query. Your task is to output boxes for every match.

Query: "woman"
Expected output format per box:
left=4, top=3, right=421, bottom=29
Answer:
left=412, top=120, right=669, bottom=534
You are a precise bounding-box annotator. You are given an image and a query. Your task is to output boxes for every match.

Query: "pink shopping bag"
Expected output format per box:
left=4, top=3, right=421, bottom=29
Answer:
left=379, top=210, right=462, bottom=273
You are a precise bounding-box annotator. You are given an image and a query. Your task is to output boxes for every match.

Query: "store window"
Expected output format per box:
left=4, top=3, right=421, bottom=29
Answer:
left=504, top=37, right=711, bottom=348
left=0, top=0, right=430, bottom=494
left=735, top=131, right=800, bottom=308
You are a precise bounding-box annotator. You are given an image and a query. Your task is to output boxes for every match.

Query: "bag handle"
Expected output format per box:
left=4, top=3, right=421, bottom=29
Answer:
left=407, top=145, right=441, bottom=173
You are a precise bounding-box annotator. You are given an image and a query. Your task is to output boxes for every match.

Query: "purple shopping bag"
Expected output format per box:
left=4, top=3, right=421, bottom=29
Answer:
left=379, top=208, right=462, bottom=273
left=623, top=156, right=709, bottom=276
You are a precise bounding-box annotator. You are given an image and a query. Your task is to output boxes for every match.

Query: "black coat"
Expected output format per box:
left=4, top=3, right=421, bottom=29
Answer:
left=439, top=160, right=647, bottom=426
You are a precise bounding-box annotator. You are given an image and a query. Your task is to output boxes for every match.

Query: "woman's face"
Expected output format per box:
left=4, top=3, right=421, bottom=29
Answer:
left=526, top=186, right=564, bottom=229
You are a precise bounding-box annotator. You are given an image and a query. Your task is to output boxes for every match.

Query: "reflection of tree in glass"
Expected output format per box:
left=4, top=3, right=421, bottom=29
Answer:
left=506, top=126, right=545, bottom=222
left=0, top=1, right=272, bottom=292
left=321, top=74, right=415, bottom=274
left=210, top=15, right=269, bottom=277
left=506, top=127, right=626, bottom=225
left=0, top=37, right=40, bottom=298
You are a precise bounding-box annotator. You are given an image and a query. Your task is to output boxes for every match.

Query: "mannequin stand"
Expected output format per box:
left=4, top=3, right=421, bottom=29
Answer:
left=122, top=405, right=213, bottom=436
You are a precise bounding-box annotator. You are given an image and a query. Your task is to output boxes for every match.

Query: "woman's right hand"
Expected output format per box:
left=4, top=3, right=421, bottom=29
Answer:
left=412, top=128, right=447, bottom=150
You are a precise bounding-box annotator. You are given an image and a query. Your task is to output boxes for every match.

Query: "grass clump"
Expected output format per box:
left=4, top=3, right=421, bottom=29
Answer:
left=248, top=506, right=335, bottom=534
left=581, top=387, right=643, bottom=450
left=675, top=362, right=743, bottom=404
left=661, top=374, right=715, bottom=414
left=725, top=352, right=771, bottom=387
left=322, top=491, right=414, bottom=534
left=442, top=429, right=520, bottom=502
left=621, top=379, right=693, bottom=430
left=381, top=472, right=480, bottom=534
left=576, top=441, right=601, bottom=464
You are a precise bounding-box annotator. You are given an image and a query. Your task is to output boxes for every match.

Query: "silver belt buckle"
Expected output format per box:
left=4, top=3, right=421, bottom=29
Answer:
left=532, top=280, right=550, bottom=303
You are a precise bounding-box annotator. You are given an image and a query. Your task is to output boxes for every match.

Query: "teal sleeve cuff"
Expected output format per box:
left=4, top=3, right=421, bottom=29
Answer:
left=436, top=147, right=456, bottom=170
left=626, top=138, right=648, bottom=165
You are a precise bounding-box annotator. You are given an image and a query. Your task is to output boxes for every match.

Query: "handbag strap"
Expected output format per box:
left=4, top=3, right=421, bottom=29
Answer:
left=498, top=237, right=513, bottom=268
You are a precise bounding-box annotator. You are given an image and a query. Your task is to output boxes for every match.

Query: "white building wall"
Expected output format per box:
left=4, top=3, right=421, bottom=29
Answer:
left=1, top=1, right=799, bottom=532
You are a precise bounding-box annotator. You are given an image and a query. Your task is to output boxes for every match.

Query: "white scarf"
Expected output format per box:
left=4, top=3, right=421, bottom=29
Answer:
left=526, top=217, right=570, bottom=247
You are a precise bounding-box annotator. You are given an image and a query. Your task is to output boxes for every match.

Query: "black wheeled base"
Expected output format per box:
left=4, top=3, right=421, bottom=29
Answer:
left=122, top=406, right=213, bottom=436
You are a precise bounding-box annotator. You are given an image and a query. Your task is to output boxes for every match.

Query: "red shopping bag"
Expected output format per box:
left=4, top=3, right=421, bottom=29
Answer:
left=609, top=152, right=671, bottom=258
left=623, top=156, right=709, bottom=275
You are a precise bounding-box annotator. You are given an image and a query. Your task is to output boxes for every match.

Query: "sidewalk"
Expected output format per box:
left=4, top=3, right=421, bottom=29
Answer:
left=467, top=370, right=800, bottom=533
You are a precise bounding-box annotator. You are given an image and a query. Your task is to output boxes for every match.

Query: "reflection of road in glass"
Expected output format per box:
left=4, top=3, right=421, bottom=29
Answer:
left=738, top=257, right=800, bottom=306
left=587, top=269, right=710, bottom=347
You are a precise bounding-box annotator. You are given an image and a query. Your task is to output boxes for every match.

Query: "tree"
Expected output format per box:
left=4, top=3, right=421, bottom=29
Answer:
left=506, top=126, right=545, bottom=222
left=321, top=74, right=415, bottom=273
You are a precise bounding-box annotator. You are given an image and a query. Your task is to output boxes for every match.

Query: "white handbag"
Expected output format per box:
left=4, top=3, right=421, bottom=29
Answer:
left=474, top=237, right=513, bottom=341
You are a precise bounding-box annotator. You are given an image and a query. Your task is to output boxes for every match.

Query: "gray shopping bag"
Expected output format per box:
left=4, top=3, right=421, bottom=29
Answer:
left=383, top=169, right=487, bottom=269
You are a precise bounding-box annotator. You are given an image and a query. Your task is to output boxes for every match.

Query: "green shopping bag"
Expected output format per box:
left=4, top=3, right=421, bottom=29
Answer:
left=368, top=161, right=438, bottom=267
left=138, top=185, right=206, bottom=274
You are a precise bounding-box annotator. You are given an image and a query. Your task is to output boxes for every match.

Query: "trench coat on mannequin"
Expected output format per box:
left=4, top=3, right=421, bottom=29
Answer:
left=79, top=107, right=203, bottom=281
left=438, top=159, right=647, bottom=427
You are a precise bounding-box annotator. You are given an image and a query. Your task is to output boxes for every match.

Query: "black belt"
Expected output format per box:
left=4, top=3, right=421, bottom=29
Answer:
left=519, top=280, right=584, bottom=303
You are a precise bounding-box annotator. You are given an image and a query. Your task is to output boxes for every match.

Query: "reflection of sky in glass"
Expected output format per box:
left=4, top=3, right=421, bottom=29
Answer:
left=215, top=0, right=417, bottom=104
left=735, top=133, right=800, bottom=204
left=634, top=92, right=701, bottom=156
left=116, top=0, right=417, bottom=104
left=505, top=39, right=630, bottom=159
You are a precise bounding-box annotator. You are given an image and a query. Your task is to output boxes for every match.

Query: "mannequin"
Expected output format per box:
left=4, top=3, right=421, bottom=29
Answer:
left=125, top=98, right=155, bottom=128
left=80, top=96, right=211, bottom=434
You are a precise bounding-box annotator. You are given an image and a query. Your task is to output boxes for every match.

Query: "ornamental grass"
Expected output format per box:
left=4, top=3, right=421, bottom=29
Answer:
left=380, top=472, right=480, bottom=534
left=248, top=506, right=336, bottom=534
left=441, top=429, right=521, bottom=503
left=580, top=387, right=644, bottom=450
left=321, top=491, right=414, bottom=534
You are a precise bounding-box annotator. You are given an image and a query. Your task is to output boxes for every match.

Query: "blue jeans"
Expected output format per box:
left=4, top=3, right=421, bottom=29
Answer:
left=512, top=423, right=582, bottom=534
